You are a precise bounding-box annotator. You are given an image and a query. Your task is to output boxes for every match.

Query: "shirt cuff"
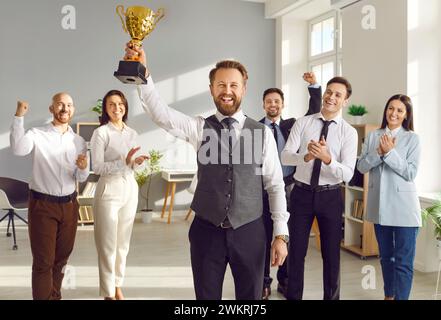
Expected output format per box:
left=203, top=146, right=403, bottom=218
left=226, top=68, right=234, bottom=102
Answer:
left=13, top=115, right=24, bottom=124
left=273, top=221, right=289, bottom=238
left=383, top=150, right=392, bottom=158
left=308, top=83, right=321, bottom=89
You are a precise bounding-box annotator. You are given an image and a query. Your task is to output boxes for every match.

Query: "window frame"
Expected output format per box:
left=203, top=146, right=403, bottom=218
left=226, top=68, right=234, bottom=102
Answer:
left=308, top=10, right=342, bottom=88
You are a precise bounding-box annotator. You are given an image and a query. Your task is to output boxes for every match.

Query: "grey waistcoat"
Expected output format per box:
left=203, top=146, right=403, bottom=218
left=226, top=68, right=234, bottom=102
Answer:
left=191, top=115, right=264, bottom=228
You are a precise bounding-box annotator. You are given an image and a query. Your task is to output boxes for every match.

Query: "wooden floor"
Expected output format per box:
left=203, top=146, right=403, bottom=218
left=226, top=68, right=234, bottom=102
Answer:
left=0, top=211, right=439, bottom=300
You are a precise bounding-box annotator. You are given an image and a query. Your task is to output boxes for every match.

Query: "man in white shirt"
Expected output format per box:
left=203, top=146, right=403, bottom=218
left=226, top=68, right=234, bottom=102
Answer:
left=281, top=77, right=358, bottom=300
left=259, top=73, right=322, bottom=299
left=125, top=44, right=289, bottom=300
left=10, top=94, right=89, bottom=300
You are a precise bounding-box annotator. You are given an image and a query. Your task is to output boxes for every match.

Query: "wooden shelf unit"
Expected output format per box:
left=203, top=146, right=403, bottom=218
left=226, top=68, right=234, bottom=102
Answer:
left=76, top=122, right=100, bottom=225
left=341, top=123, right=380, bottom=259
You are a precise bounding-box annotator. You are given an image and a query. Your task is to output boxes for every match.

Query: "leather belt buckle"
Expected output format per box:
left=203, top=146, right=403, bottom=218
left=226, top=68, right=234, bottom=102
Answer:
left=220, top=219, right=232, bottom=229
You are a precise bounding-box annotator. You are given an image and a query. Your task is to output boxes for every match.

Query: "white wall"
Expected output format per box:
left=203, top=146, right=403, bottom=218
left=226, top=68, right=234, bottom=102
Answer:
left=341, top=0, right=407, bottom=125
left=276, top=0, right=331, bottom=119
left=407, top=0, right=441, bottom=193
left=0, top=0, right=274, bottom=211
left=279, top=15, right=310, bottom=119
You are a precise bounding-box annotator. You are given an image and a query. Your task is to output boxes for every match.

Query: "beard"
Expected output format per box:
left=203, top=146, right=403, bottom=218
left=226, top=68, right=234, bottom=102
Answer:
left=265, top=109, right=280, bottom=118
left=53, top=110, right=72, bottom=124
left=213, top=94, right=242, bottom=116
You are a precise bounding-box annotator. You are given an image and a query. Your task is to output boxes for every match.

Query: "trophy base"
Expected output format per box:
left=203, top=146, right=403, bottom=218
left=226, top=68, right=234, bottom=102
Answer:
left=114, top=60, right=147, bottom=85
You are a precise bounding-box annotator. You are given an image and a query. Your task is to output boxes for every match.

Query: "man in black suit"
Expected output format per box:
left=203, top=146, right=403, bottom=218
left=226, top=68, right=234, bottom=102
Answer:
left=260, top=72, right=322, bottom=299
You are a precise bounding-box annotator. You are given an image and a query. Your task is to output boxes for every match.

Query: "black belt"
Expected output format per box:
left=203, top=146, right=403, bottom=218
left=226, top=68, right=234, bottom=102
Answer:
left=283, top=175, right=295, bottom=186
left=30, top=190, right=77, bottom=203
left=220, top=217, right=232, bottom=229
left=294, top=180, right=342, bottom=192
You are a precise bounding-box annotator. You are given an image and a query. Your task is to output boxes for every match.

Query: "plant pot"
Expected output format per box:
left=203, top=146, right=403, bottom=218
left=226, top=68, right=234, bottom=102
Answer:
left=141, top=210, right=153, bottom=223
left=351, top=115, right=365, bottom=125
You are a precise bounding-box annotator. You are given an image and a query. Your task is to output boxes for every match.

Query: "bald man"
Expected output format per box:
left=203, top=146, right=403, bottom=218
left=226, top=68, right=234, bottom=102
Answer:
left=10, top=93, right=89, bottom=300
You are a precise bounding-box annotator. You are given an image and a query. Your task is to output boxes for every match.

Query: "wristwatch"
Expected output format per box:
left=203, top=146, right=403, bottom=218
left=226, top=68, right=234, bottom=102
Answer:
left=275, top=234, right=289, bottom=244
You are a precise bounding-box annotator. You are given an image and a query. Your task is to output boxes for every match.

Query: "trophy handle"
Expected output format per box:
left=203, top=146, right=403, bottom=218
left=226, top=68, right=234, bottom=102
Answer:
left=116, top=5, right=127, bottom=33
left=154, top=8, right=165, bottom=24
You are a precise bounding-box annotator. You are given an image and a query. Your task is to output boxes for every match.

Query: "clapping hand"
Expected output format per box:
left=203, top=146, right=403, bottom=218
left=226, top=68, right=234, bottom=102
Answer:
left=76, top=154, right=88, bottom=170
left=307, top=136, right=332, bottom=164
left=379, top=134, right=396, bottom=154
left=134, top=155, right=149, bottom=165
left=126, top=147, right=148, bottom=166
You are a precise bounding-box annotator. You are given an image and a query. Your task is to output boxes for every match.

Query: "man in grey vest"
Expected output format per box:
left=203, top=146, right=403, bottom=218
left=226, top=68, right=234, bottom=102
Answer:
left=126, top=44, right=289, bottom=300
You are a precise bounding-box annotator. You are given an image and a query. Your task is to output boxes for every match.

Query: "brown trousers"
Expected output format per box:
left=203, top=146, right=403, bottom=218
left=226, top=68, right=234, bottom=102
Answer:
left=28, top=195, right=79, bottom=300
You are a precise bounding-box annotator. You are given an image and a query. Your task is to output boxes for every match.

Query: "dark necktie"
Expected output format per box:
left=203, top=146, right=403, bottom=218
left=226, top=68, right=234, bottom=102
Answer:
left=271, top=122, right=279, bottom=149
left=310, top=119, right=332, bottom=188
left=221, top=117, right=236, bottom=153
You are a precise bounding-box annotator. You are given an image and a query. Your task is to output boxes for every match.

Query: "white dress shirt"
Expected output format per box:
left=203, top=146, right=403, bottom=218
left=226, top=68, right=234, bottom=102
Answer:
left=281, top=112, right=358, bottom=185
left=137, top=76, right=289, bottom=237
left=10, top=116, right=88, bottom=196
left=90, top=122, right=141, bottom=177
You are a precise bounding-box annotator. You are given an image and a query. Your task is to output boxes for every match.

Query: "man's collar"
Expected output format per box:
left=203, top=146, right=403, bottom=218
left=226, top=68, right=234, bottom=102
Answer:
left=264, top=117, right=281, bottom=126
left=48, top=122, right=73, bottom=134
left=215, top=109, right=245, bottom=124
left=315, top=112, right=342, bottom=124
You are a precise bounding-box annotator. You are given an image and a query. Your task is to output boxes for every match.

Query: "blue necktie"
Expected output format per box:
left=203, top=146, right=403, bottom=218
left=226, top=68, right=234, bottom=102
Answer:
left=271, top=122, right=279, bottom=149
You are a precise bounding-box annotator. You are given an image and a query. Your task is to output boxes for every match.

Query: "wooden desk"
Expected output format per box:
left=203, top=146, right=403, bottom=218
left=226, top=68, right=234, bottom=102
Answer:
left=161, top=169, right=196, bottom=224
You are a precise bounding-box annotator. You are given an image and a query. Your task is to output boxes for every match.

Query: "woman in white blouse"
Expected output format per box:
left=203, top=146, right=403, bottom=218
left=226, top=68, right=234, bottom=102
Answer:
left=90, top=90, right=148, bottom=300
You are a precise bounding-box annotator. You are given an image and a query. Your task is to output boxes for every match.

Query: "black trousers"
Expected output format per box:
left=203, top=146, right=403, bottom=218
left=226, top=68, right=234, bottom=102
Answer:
left=286, top=185, right=343, bottom=300
left=189, top=216, right=266, bottom=300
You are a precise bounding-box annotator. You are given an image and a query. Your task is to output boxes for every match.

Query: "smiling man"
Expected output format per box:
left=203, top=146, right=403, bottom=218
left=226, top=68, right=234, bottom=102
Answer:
left=126, top=43, right=289, bottom=300
left=10, top=93, right=89, bottom=300
left=259, top=73, right=322, bottom=299
left=281, top=77, right=358, bottom=300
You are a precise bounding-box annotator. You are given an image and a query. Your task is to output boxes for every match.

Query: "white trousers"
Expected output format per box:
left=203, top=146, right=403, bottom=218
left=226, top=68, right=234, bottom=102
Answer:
left=93, top=173, right=138, bottom=297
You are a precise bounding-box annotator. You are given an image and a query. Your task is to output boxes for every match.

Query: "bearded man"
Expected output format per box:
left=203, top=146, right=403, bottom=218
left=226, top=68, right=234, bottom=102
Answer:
left=125, top=43, right=289, bottom=300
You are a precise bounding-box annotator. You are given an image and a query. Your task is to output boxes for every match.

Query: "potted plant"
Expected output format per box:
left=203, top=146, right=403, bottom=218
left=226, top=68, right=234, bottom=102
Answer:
left=347, top=104, right=368, bottom=125
left=422, top=196, right=441, bottom=260
left=91, top=99, right=103, bottom=122
left=135, top=150, right=163, bottom=223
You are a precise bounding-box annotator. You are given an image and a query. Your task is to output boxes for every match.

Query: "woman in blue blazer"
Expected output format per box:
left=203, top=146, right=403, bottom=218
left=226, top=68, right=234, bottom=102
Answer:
left=357, top=94, right=421, bottom=300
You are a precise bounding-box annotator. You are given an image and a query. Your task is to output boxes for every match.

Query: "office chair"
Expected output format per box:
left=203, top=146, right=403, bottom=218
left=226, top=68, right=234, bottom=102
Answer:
left=0, top=177, right=29, bottom=250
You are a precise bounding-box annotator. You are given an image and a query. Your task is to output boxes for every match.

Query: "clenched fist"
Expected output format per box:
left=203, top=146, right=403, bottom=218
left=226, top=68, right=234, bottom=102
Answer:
left=16, top=101, right=29, bottom=117
left=303, top=72, right=317, bottom=86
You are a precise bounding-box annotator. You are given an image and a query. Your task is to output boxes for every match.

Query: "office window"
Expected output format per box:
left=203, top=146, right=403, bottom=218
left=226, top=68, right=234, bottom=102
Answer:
left=310, top=16, right=335, bottom=56
left=312, top=61, right=335, bottom=90
left=309, top=11, right=342, bottom=88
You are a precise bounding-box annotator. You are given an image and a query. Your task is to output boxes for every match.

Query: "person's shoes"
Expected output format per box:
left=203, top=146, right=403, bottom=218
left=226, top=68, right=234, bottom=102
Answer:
left=277, top=282, right=287, bottom=298
left=115, top=287, right=125, bottom=300
left=262, top=287, right=271, bottom=300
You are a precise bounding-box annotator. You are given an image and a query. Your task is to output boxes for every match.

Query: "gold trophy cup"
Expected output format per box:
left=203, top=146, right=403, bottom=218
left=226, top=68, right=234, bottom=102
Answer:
left=114, top=5, right=164, bottom=84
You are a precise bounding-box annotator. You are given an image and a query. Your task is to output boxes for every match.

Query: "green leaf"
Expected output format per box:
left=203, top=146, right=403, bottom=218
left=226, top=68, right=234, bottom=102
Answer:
left=421, top=196, right=441, bottom=239
left=91, top=99, right=103, bottom=115
left=347, top=104, right=368, bottom=116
